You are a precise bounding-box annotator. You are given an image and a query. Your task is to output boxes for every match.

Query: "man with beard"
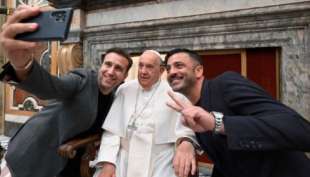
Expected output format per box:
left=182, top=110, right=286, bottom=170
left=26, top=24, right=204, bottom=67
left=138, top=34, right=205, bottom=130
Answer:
left=164, top=48, right=310, bottom=177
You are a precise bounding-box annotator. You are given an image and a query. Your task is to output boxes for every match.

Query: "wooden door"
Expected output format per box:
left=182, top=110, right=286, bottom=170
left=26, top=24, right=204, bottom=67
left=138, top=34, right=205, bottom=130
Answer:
left=201, top=48, right=279, bottom=99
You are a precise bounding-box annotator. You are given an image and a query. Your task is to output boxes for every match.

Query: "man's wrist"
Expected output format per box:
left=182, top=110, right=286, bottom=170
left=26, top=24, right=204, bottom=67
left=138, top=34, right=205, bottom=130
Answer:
left=11, top=59, right=34, bottom=82
left=97, top=161, right=116, bottom=168
left=210, top=111, right=224, bottom=134
left=11, top=59, right=34, bottom=71
left=177, top=137, right=194, bottom=146
left=177, top=137, right=199, bottom=149
left=177, top=137, right=204, bottom=155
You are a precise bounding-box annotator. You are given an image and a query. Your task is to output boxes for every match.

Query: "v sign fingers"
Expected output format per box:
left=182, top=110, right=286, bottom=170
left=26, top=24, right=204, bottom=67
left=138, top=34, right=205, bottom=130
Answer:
left=167, top=100, right=183, bottom=112
left=181, top=108, right=199, bottom=129
left=167, top=91, right=192, bottom=108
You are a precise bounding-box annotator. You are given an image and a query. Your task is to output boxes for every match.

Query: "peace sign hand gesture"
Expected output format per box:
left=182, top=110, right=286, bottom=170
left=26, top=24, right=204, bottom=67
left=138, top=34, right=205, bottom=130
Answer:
left=166, top=91, right=215, bottom=133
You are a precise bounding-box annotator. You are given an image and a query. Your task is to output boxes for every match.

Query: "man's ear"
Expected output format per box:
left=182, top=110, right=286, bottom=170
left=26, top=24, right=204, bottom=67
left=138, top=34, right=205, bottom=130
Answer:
left=195, top=65, right=204, bottom=78
left=160, top=65, right=165, bottom=74
left=124, top=71, right=129, bottom=80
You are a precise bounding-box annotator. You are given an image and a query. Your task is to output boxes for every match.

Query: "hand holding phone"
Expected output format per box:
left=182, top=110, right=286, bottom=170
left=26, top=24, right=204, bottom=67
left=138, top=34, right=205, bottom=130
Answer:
left=15, top=8, right=73, bottom=41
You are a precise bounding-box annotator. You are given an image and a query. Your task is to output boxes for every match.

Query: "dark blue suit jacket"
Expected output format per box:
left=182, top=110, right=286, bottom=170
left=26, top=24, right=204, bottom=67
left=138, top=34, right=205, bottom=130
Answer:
left=196, top=71, right=310, bottom=177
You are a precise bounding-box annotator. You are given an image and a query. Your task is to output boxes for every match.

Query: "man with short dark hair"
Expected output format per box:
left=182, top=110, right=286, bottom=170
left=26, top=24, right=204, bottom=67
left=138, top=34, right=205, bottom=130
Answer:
left=165, top=48, right=310, bottom=177
left=0, top=6, right=133, bottom=177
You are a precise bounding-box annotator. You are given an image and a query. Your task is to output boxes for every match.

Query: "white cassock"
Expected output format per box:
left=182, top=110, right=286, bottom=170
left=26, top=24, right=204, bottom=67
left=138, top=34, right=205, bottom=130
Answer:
left=92, top=80, right=196, bottom=177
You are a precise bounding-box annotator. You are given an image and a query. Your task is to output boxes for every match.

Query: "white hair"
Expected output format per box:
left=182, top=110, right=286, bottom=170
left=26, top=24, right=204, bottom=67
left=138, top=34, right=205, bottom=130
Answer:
left=144, top=49, right=164, bottom=65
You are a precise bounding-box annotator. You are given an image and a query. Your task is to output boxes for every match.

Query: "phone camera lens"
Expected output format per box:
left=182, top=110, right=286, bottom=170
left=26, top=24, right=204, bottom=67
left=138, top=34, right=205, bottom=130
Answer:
left=51, top=11, right=66, bottom=22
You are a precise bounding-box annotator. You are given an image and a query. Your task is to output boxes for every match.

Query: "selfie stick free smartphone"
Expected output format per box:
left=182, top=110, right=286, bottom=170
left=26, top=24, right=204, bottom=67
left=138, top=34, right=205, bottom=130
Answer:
left=15, top=8, right=73, bottom=41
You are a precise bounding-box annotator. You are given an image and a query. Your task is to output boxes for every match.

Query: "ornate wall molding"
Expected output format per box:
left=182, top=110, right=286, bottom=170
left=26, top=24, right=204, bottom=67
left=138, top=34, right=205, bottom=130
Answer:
left=83, top=2, right=310, bottom=66
left=83, top=2, right=310, bottom=119
left=48, top=0, right=155, bottom=10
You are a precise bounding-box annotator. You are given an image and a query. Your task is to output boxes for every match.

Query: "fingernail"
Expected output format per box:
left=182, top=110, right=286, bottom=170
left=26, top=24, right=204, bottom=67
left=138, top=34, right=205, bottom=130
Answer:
left=30, top=23, right=38, bottom=29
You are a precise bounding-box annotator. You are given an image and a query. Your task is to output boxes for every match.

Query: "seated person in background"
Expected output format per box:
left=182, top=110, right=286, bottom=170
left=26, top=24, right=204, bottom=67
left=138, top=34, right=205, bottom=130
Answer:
left=165, top=48, right=310, bottom=177
left=0, top=5, right=133, bottom=177
left=93, top=50, right=198, bottom=177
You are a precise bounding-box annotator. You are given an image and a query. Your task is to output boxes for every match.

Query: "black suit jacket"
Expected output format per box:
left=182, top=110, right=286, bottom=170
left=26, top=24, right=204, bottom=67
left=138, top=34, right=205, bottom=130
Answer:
left=196, top=71, right=310, bottom=177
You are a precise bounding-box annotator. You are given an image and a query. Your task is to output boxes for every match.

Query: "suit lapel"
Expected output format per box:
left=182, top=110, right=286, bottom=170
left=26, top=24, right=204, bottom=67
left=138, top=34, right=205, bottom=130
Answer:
left=199, top=79, right=211, bottom=111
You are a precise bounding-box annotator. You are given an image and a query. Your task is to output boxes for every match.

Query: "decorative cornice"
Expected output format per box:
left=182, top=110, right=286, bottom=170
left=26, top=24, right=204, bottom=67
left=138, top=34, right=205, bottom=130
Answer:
left=84, top=1, right=310, bottom=33
left=83, top=2, right=310, bottom=49
left=48, top=0, right=154, bottom=10
left=48, top=0, right=82, bottom=9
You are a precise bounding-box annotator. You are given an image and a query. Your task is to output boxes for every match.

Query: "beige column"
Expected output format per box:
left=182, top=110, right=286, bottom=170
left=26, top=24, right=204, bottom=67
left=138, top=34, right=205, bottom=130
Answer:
left=56, top=43, right=83, bottom=75
left=0, top=13, right=7, bottom=134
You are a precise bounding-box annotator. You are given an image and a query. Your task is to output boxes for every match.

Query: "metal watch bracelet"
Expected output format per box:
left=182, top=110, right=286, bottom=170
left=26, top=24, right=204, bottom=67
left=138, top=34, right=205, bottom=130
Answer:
left=210, top=111, right=224, bottom=134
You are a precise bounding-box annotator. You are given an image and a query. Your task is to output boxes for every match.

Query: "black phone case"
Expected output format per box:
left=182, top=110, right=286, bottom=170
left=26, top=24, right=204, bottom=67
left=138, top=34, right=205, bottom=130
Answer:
left=15, top=8, right=73, bottom=41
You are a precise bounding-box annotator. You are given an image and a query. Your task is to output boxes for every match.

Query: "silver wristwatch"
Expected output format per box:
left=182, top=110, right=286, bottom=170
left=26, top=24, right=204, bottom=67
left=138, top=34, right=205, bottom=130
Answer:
left=210, top=111, right=224, bottom=134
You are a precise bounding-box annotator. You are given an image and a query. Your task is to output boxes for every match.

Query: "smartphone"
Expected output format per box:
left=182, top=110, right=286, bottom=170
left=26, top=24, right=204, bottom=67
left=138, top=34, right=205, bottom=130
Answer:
left=15, top=8, right=73, bottom=41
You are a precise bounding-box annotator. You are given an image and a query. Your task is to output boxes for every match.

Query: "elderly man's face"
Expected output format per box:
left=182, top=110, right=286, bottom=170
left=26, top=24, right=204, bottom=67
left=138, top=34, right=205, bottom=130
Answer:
left=138, top=51, right=163, bottom=90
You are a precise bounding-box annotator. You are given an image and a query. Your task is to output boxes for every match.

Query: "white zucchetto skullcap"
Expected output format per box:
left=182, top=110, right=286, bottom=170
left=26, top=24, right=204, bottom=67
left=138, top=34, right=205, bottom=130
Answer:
left=144, top=49, right=164, bottom=64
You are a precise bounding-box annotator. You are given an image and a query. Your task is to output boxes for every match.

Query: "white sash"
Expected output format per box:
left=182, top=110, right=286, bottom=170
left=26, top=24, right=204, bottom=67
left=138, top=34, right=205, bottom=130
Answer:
left=127, top=131, right=153, bottom=177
